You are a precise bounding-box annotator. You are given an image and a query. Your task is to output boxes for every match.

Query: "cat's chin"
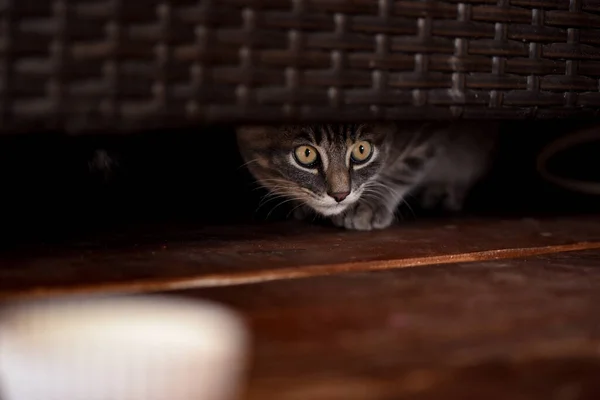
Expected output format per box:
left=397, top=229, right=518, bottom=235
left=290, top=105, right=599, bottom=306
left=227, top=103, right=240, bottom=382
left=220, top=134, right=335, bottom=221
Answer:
left=310, top=203, right=351, bottom=217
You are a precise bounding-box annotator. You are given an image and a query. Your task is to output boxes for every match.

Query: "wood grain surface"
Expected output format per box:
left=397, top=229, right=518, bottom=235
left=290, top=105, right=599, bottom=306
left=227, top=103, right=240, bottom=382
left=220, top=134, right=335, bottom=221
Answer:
left=2, top=215, right=600, bottom=298
left=3, top=215, right=600, bottom=399
left=184, top=249, right=600, bottom=400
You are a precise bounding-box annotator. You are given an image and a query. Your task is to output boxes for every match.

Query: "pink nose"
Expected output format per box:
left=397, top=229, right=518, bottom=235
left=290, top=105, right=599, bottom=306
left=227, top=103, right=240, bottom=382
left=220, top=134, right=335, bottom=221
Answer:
left=329, top=191, right=350, bottom=203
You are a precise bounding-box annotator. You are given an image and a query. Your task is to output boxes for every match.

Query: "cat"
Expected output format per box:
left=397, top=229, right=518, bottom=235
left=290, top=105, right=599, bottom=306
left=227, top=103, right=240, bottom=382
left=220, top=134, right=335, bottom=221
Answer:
left=236, top=123, right=498, bottom=231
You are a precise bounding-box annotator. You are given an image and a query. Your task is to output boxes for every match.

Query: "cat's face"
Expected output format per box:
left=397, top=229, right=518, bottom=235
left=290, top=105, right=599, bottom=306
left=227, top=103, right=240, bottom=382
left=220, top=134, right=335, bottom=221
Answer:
left=236, top=124, right=392, bottom=216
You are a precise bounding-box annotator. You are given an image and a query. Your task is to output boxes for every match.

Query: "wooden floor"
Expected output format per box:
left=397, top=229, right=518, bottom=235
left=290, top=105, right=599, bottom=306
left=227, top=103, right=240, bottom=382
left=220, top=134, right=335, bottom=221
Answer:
left=3, top=215, right=600, bottom=399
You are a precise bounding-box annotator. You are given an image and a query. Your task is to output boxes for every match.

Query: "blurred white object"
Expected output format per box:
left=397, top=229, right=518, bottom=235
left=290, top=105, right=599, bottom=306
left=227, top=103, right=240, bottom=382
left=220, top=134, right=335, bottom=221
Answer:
left=0, top=295, right=249, bottom=400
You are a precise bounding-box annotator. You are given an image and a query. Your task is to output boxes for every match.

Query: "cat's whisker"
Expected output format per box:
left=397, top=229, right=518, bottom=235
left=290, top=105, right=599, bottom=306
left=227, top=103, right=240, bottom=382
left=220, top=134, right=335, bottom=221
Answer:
left=361, top=189, right=384, bottom=203
left=266, top=196, right=305, bottom=220
left=257, top=191, right=290, bottom=209
left=237, top=158, right=260, bottom=170
left=252, top=180, right=307, bottom=200
left=404, top=199, right=417, bottom=219
left=398, top=193, right=418, bottom=219
left=251, top=178, right=294, bottom=192
left=365, top=187, right=391, bottom=200
left=286, top=202, right=306, bottom=219
left=256, top=187, right=297, bottom=211
left=257, top=185, right=307, bottom=216
left=395, top=197, right=416, bottom=221
left=256, top=195, right=285, bottom=214
left=368, top=181, right=416, bottom=219
left=365, top=182, right=396, bottom=198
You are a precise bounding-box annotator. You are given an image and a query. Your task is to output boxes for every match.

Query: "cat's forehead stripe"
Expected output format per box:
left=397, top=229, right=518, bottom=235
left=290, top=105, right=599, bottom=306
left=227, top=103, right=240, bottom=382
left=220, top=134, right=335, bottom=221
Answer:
left=297, top=130, right=314, bottom=143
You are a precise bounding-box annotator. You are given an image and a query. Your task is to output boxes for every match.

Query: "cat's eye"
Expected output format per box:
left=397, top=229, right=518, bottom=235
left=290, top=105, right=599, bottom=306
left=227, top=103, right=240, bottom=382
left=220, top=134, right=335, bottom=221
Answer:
left=294, top=145, right=319, bottom=167
left=351, top=141, right=373, bottom=164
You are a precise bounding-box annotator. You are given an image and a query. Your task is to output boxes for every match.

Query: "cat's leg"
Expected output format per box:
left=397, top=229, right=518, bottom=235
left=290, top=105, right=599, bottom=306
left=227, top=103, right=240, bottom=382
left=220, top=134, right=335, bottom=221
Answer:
left=420, top=181, right=470, bottom=212
left=443, top=182, right=470, bottom=211
left=420, top=182, right=447, bottom=210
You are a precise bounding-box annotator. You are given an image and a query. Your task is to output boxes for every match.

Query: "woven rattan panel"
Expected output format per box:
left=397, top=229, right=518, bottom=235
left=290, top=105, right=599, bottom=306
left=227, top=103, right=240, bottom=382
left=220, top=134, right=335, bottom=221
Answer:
left=2, top=0, right=600, bottom=133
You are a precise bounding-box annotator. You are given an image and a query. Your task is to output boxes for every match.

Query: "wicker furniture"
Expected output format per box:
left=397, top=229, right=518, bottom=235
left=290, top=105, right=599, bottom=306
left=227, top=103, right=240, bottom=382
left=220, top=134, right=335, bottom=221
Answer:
left=2, top=0, right=600, bottom=133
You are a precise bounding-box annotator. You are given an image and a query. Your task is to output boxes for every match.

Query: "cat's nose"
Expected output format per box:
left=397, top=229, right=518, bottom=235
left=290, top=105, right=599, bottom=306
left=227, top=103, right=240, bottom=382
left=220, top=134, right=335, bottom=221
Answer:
left=328, top=191, right=350, bottom=203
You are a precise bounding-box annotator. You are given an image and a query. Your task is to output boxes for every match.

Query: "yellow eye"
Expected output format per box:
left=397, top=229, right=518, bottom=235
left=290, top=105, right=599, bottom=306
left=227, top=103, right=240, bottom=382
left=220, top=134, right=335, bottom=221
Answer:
left=294, top=145, right=319, bottom=167
left=351, top=141, right=373, bottom=164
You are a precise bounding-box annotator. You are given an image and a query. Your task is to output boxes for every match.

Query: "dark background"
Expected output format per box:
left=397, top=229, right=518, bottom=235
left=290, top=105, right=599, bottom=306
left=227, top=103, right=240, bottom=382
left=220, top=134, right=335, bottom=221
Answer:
left=1, top=120, right=598, bottom=247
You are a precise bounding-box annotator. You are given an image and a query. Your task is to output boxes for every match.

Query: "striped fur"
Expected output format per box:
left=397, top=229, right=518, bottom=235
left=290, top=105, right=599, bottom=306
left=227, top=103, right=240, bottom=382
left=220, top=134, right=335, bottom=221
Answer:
left=237, top=122, right=497, bottom=230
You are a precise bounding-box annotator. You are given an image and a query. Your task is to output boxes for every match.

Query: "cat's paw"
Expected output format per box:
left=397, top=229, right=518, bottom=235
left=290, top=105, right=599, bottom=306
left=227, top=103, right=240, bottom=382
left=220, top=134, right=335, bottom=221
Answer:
left=420, top=182, right=468, bottom=212
left=332, top=202, right=394, bottom=231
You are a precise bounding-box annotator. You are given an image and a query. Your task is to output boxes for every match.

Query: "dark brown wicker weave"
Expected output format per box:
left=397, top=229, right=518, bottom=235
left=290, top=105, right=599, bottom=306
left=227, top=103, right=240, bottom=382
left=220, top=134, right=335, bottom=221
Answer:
left=2, top=0, right=600, bottom=133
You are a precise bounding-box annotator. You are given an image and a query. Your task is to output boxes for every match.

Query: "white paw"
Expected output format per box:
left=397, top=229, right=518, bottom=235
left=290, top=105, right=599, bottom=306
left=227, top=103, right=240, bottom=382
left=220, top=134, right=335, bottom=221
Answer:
left=332, top=202, right=395, bottom=231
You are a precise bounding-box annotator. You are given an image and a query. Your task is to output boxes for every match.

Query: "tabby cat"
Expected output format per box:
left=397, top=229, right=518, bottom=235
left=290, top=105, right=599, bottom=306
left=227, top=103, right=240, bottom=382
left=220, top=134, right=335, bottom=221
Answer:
left=236, top=123, right=498, bottom=230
